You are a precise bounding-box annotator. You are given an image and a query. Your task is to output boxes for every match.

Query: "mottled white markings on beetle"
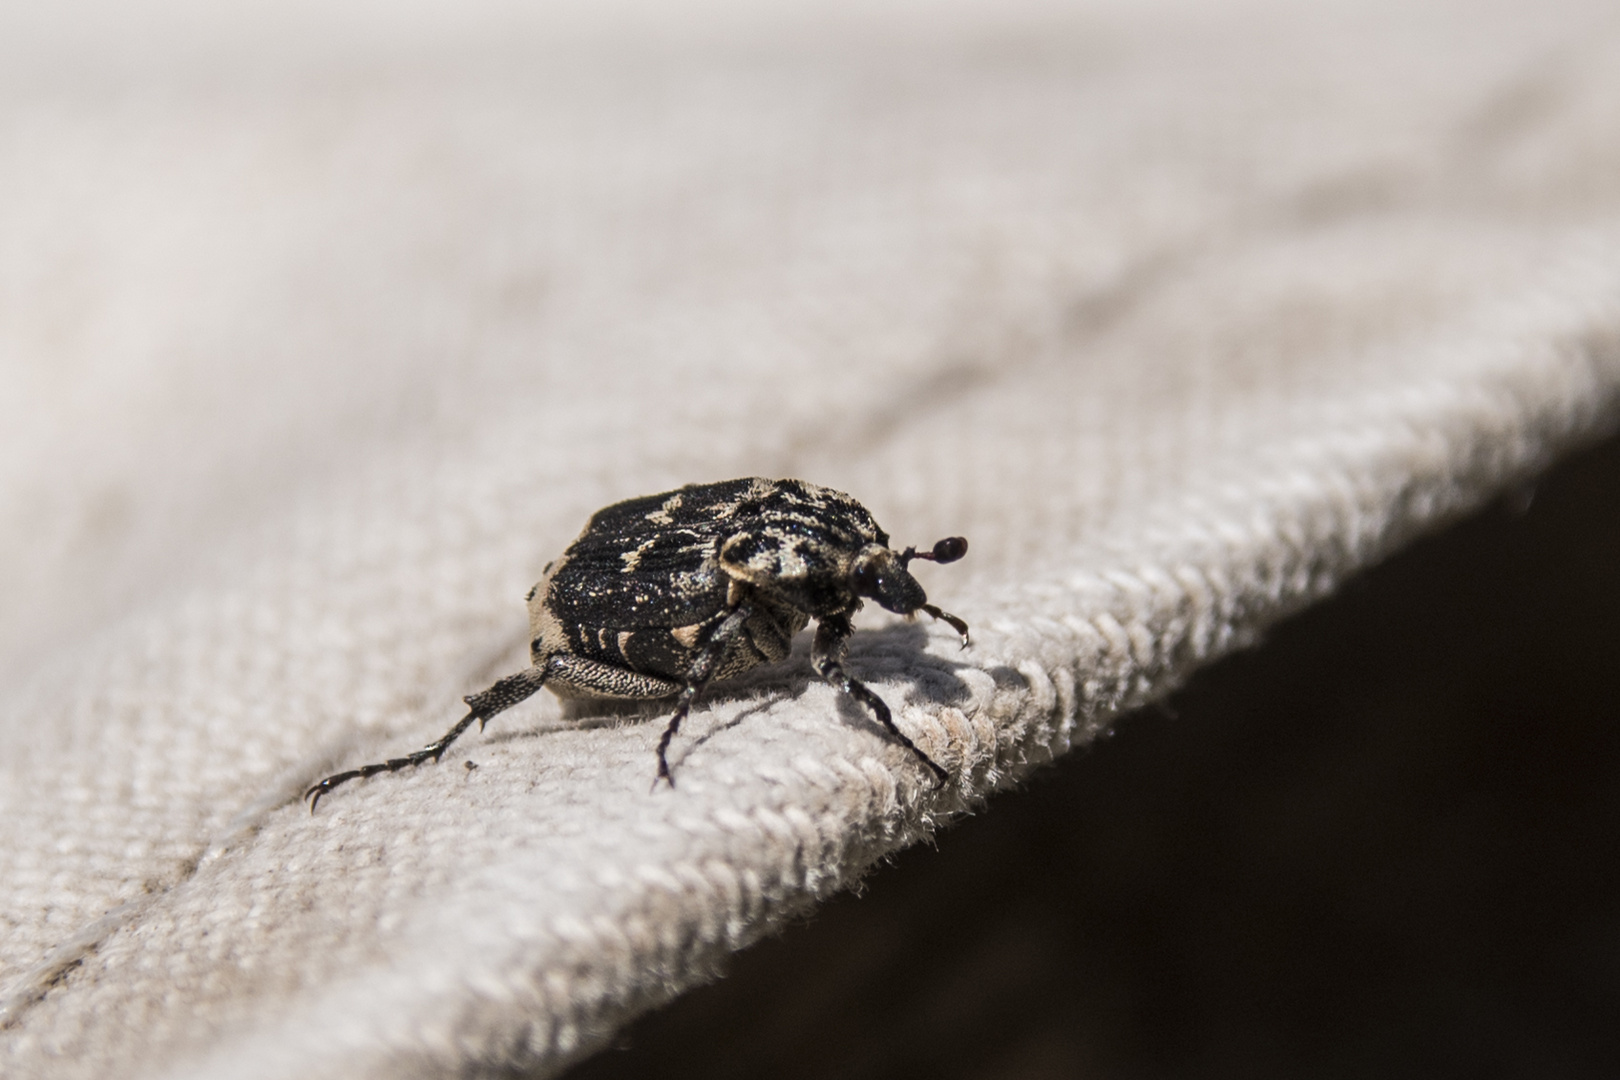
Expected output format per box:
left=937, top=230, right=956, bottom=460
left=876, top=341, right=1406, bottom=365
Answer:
left=621, top=536, right=658, bottom=572
left=645, top=492, right=683, bottom=527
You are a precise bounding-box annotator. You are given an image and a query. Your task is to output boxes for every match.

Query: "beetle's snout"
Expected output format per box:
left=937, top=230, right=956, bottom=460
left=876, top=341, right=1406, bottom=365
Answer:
left=851, top=546, right=927, bottom=614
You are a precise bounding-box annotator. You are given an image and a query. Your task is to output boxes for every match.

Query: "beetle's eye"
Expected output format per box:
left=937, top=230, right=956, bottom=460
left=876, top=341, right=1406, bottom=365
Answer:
left=853, top=562, right=882, bottom=595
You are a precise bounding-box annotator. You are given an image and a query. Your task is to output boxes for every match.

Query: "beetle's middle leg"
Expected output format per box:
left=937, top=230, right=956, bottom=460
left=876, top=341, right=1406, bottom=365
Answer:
left=654, top=600, right=755, bottom=788
left=304, top=663, right=550, bottom=810
left=813, top=612, right=949, bottom=787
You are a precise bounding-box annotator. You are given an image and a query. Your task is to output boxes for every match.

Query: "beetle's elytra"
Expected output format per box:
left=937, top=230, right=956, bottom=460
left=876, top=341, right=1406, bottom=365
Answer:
left=305, top=477, right=969, bottom=808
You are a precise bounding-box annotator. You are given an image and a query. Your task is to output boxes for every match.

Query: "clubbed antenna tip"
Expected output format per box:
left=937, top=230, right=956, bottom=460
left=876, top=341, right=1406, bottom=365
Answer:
left=900, top=536, right=968, bottom=568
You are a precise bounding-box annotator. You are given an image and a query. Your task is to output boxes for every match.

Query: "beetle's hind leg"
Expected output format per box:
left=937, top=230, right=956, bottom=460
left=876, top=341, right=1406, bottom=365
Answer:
left=654, top=600, right=755, bottom=789
left=304, top=663, right=550, bottom=811
left=812, top=612, right=949, bottom=788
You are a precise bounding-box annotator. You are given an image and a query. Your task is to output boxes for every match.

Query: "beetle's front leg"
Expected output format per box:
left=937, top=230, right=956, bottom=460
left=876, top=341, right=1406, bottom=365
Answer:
left=654, top=599, right=755, bottom=788
left=812, top=612, right=949, bottom=787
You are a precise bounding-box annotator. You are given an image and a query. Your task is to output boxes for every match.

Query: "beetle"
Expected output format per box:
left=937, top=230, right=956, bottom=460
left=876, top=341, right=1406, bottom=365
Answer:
left=304, top=477, right=968, bottom=808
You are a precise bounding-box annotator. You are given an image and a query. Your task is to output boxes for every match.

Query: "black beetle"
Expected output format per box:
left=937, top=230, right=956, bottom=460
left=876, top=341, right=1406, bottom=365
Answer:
left=305, top=477, right=968, bottom=808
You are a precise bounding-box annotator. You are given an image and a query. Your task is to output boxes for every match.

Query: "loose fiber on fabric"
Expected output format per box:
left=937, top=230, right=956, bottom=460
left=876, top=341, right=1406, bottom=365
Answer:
left=4, top=1, right=1620, bottom=1077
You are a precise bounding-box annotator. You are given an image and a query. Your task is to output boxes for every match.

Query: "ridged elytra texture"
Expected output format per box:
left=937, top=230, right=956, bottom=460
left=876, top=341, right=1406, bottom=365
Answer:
left=4, top=1, right=1620, bottom=1078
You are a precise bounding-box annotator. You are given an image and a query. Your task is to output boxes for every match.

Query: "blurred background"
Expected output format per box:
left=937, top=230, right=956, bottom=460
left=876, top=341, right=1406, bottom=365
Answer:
left=9, top=0, right=1616, bottom=695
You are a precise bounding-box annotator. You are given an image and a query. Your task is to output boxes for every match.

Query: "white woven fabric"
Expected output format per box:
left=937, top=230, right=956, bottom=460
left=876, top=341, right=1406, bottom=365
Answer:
left=4, top=1, right=1620, bottom=1076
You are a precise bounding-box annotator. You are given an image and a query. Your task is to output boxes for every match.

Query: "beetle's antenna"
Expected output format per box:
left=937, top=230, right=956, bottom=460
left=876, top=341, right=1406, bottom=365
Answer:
left=897, top=537, right=969, bottom=647
left=899, top=536, right=968, bottom=569
left=304, top=663, right=550, bottom=811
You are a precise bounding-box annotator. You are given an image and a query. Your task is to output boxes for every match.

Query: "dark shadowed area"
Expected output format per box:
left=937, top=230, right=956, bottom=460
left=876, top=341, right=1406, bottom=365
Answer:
left=567, top=431, right=1620, bottom=1080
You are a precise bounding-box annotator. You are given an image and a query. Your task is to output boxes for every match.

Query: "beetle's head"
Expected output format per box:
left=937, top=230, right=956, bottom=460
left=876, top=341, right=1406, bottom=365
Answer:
left=850, top=536, right=968, bottom=614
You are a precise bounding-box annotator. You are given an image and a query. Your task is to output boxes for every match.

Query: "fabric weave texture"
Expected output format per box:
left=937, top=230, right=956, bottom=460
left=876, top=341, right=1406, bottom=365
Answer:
left=3, top=1, right=1620, bottom=1077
